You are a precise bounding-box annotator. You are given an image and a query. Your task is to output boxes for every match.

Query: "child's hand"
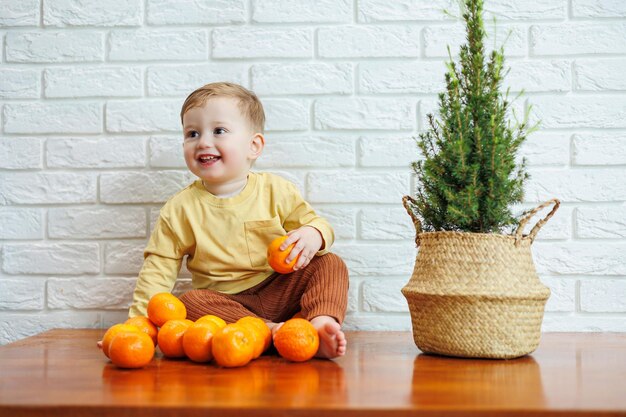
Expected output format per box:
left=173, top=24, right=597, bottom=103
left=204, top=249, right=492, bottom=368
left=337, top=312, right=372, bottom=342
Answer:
left=281, top=226, right=323, bottom=271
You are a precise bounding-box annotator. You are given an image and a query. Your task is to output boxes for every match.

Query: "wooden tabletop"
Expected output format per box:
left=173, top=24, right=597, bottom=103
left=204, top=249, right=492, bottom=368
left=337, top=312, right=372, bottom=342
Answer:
left=0, top=330, right=625, bottom=417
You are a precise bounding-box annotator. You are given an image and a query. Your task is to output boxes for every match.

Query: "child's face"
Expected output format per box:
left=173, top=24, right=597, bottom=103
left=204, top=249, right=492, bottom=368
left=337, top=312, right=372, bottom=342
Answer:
left=182, top=97, right=264, bottom=185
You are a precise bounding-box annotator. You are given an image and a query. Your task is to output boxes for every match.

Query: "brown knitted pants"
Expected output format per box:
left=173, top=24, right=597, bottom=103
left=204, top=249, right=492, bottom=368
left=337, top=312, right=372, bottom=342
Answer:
left=179, top=253, right=349, bottom=325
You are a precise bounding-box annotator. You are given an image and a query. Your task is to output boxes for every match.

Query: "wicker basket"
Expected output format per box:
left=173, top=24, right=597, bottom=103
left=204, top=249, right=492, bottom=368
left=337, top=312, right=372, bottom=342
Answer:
left=401, top=196, right=560, bottom=359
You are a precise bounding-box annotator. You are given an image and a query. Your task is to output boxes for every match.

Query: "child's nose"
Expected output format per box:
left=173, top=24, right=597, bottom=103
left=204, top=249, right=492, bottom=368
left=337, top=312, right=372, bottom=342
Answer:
left=197, top=134, right=214, bottom=147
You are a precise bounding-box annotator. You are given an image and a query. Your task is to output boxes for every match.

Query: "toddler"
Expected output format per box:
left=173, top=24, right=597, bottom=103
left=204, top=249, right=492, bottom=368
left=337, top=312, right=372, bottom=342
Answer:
left=127, top=82, right=349, bottom=359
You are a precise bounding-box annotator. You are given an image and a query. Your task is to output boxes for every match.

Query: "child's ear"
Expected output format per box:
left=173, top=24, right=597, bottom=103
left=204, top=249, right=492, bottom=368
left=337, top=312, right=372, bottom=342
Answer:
left=249, top=133, right=265, bottom=160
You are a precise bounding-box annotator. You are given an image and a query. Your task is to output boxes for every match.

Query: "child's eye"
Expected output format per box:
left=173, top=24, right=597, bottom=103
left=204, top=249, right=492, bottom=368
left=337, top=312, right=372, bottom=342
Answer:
left=214, top=127, right=226, bottom=135
left=186, top=131, right=199, bottom=139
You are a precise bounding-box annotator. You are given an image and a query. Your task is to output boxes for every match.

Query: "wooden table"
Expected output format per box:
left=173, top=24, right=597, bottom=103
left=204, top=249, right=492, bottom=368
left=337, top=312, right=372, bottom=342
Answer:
left=0, top=330, right=625, bottom=417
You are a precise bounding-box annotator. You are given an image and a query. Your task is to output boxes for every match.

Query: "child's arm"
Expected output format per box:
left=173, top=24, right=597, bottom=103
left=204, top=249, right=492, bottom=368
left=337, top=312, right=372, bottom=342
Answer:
left=127, top=215, right=186, bottom=318
left=281, top=183, right=335, bottom=271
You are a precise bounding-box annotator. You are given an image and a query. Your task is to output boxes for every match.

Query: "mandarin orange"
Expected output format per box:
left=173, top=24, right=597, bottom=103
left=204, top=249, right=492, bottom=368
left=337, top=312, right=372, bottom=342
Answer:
left=147, top=293, right=187, bottom=327
left=267, top=235, right=299, bottom=274
left=108, top=331, right=155, bottom=369
left=157, top=319, right=193, bottom=358
left=237, top=316, right=271, bottom=355
left=212, top=324, right=254, bottom=368
left=273, top=318, right=319, bottom=362
left=196, top=314, right=227, bottom=329
left=182, top=321, right=219, bottom=363
left=125, top=316, right=158, bottom=346
left=101, top=323, right=141, bottom=359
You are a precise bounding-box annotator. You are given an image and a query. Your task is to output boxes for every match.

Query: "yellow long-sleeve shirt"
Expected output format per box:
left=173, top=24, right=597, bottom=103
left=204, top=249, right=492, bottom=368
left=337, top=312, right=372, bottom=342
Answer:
left=128, top=171, right=334, bottom=317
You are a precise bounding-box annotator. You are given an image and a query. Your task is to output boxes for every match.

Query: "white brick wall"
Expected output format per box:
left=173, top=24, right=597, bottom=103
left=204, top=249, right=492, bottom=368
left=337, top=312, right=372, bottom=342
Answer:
left=1, top=0, right=625, bottom=344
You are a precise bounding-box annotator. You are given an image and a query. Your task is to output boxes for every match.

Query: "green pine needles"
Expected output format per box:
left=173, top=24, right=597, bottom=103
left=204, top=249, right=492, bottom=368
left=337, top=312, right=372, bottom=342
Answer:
left=410, top=0, right=538, bottom=234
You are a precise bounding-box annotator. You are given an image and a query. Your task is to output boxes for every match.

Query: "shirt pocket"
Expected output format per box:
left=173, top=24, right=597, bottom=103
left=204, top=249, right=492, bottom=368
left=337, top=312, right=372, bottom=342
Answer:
left=244, top=216, right=285, bottom=267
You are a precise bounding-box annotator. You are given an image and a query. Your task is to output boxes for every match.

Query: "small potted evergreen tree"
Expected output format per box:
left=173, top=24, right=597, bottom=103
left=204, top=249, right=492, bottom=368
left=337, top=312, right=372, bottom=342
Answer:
left=402, top=0, right=560, bottom=359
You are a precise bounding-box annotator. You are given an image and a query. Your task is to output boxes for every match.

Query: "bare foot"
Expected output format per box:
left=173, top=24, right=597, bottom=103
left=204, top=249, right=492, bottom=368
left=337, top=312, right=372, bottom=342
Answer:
left=310, top=316, right=346, bottom=359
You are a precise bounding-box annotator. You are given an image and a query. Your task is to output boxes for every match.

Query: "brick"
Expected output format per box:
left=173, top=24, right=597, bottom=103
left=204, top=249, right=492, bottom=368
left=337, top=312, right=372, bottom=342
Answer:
left=358, top=0, right=455, bottom=22
left=100, top=170, right=190, bottom=203
left=147, top=64, right=247, bottom=97
left=542, top=277, right=576, bottom=312
left=6, top=31, right=104, bottom=63
left=0, top=137, right=42, bottom=169
left=531, top=23, right=626, bottom=55
left=333, top=243, right=416, bottom=276
left=47, top=137, right=146, bottom=168
left=255, top=136, right=356, bottom=169
left=362, top=279, right=409, bottom=313
left=49, top=207, right=146, bottom=239
left=0, top=172, right=97, bottom=205
left=576, top=207, right=626, bottom=238
left=2, top=243, right=100, bottom=275
left=253, top=0, right=351, bottom=23
left=315, top=207, right=357, bottom=240
left=252, top=63, right=352, bottom=95
left=0, top=279, right=45, bottom=310
left=319, top=25, right=420, bottom=58
left=574, top=59, right=626, bottom=91
left=343, top=314, right=412, bottom=331
left=0, top=312, right=101, bottom=345
left=149, top=136, right=186, bottom=168
left=148, top=0, right=245, bottom=25
left=104, top=242, right=146, bottom=275
left=533, top=242, right=626, bottom=275
left=47, top=278, right=136, bottom=309
left=573, top=133, right=626, bottom=165
left=43, top=0, right=142, bottom=26
left=483, top=0, right=567, bottom=20
left=44, top=66, right=142, bottom=98
left=504, top=60, right=571, bottom=92
left=360, top=207, right=415, bottom=240
left=106, top=99, right=180, bottom=133
left=0, top=208, right=43, bottom=240
left=308, top=172, right=411, bottom=203
left=580, top=279, right=626, bottom=312
left=424, top=24, right=526, bottom=58
left=529, top=96, right=626, bottom=129
left=0, top=68, right=40, bottom=98
left=263, top=99, right=309, bottom=131
left=213, top=27, right=312, bottom=58
left=0, top=0, right=40, bottom=26
left=3, top=102, right=102, bottom=134
left=359, top=135, right=421, bottom=168
left=109, top=30, right=207, bottom=61
left=359, top=61, right=447, bottom=94
left=314, top=98, right=415, bottom=130
left=518, top=133, right=570, bottom=166
left=525, top=168, right=626, bottom=203
left=542, top=315, right=626, bottom=332
left=572, top=0, right=626, bottom=17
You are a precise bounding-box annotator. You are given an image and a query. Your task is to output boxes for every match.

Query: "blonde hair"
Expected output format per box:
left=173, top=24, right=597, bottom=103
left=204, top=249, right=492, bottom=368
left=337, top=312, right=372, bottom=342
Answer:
left=180, top=82, right=265, bottom=134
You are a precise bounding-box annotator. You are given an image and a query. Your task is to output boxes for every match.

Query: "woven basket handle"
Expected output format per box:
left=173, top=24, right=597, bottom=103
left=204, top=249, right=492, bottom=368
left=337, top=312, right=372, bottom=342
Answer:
left=402, top=195, right=423, bottom=246
left=515, top=198, right=560, bottom=245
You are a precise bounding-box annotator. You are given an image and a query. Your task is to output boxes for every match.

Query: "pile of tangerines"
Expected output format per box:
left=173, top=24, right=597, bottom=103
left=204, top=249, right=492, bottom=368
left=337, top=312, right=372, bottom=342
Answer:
left=101, top=292, right=319, bottom=369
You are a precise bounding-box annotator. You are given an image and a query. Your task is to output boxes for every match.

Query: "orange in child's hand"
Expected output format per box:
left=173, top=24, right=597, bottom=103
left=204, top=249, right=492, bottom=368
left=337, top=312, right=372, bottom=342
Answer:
left=147, top=293, right=187, bottom=327
left=108, top=331, right=155, bottom=369
left=237, top=316, right=272, bottom=355
left=267, top=235, right=299, bottom=274
left=157, top=319, right=193, bottom=358
left=101, top=323, right=141, bottom=358
left=196, top=314, right=227, bottom=329
left=182, top=321, right=219, bottom=363
left=212, top=324, right=254, bottom=368
left=274, top=318, right=319, bottom=362
left=125, top=316, right=159, bottom=346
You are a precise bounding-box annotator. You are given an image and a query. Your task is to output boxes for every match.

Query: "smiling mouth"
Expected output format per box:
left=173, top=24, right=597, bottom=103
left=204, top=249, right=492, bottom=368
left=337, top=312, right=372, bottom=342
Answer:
left=197, top=155, right=221, bottom=165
